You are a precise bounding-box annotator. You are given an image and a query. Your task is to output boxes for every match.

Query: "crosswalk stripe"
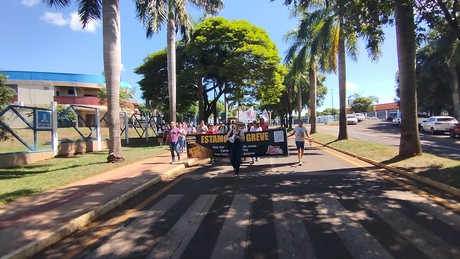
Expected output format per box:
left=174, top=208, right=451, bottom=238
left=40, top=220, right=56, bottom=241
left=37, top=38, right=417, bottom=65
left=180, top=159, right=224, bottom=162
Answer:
left=306, top=193, right=394, bottom=258
left=358, top=196, right=460, bottom=258
left=147, top=195, right=217, bottom=259
left=92, top=195, right=184, bottom=257
left=272, top=195, right=317, bottom=259
left=211, top=194, right=253, bottom=258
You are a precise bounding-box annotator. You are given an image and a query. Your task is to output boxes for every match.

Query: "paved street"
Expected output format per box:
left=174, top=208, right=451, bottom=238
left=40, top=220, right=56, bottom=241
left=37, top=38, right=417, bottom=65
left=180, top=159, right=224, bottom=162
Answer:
left=317, top=119, right=460, bottom=160
left=36, top=139, right=460, bottom=259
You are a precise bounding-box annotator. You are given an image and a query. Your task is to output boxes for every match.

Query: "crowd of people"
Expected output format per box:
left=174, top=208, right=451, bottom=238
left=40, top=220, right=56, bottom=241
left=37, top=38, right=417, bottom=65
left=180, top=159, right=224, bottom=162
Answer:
left=160, top=117, right=311, bottom=178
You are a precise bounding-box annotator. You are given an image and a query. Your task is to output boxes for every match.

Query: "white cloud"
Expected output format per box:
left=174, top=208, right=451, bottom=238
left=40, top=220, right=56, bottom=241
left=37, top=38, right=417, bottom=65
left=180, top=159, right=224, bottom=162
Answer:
left=120, top=64, right=126, bottom=72
left=21, top=0, right=40, bottom=7
left=69, top=12, right=100, bottom=33
left=40, top=11, right=100, bottom=33
left=40, top=12, right=68, bottom=26
left=346, top=81, right=359, bottom=90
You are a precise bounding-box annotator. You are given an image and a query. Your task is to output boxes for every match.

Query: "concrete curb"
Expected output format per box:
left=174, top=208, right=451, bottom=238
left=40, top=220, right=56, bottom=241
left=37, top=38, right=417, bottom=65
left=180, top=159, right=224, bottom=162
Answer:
left=313, top=141, right=460, bottom=198
left=2, top=158, right=208, bottom=259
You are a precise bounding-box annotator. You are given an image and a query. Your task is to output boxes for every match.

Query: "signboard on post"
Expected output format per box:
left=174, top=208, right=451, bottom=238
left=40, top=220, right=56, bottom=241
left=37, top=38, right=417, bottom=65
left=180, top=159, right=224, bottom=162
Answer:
left=36, top=110, right=52, bottom=130
left=186, top=129, right=288, bottom=159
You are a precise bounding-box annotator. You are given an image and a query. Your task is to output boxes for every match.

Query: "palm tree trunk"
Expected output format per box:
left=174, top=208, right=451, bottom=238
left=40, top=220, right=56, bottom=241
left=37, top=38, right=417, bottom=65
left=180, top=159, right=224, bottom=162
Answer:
left=309, top=64, right=317, bottom=134
left=103, top=0, right=124, bottom=163
left=297, top=78, right=302, bottom=121
left=337, top=21, right=348, bottom=140
left=167, top=6, right=177, bottom=122
left=395, top=0, right=422, bottom=157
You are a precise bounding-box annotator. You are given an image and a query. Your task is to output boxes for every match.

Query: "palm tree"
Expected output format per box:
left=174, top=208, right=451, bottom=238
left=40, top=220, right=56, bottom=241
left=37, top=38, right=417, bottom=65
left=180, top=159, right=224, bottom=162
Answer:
left=42, top=0, right=125, bottom=163
left=136, top=0, right=223, bottom=123
left=285, top=7, right=336, bottom=134
left=394, top=0, right=422, bottom=156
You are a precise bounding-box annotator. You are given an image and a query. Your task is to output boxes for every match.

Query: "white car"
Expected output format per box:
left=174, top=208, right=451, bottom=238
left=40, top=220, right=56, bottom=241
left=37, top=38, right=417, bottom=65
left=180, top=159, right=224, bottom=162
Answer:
left=420, top=116, right=458, bottom=134
left=347, top=114, right=358, bottom=125
left=355, top=113, right=365, bottom=122
left=392, top=114, right=401, bottom=127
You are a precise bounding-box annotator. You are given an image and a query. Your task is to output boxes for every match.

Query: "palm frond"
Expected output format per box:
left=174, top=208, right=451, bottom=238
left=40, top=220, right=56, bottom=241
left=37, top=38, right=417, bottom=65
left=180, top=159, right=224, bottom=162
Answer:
left=78, top=0, right=102, bottom=27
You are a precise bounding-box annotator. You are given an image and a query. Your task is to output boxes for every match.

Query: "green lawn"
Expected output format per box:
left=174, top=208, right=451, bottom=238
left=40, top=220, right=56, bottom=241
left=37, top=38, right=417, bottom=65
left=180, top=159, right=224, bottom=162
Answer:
left=311, top=132, right=460, bottom=189
left=0, top=143, right=168, bottom=204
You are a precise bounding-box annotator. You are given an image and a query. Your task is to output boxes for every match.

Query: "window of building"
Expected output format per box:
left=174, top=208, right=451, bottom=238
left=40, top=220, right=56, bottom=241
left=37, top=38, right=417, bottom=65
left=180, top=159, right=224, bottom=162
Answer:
left=68, top=89, right=75, bottom=95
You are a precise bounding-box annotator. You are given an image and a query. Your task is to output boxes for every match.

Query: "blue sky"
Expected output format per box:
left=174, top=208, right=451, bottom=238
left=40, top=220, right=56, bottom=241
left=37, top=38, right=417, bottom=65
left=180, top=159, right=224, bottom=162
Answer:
left=0, top=0, right=399, bottom=111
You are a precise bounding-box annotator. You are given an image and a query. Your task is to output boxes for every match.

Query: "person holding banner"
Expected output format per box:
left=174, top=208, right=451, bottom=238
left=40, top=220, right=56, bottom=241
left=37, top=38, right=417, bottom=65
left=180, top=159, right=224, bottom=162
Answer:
left=294, top=120, right=312, bottom=166
left=226, top=121, right=245, bottom=178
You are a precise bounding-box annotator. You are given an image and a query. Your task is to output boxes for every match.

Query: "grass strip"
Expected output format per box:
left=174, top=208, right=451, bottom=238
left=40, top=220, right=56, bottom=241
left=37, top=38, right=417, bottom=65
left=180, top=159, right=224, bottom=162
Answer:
left=312, top=133, right=460, bottom=189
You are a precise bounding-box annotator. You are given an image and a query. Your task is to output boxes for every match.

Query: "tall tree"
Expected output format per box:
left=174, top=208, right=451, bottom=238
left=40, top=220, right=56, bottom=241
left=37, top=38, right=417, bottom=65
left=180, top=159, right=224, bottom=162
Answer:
left=285, top=7, right=336, bottom=134
left=42, top=0, right=125, bottom=163
left=135, top=0, right=223, bottom=122
left=395, top=0, right=422, bottom=156
left=186, top=17, right=286, bottom=122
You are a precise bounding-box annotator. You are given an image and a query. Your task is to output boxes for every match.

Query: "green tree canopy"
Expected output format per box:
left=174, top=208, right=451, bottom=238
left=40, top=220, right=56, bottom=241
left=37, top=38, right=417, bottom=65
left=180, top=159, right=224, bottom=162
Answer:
left=350, top=97, right=374, bottom=113
left=0, top=74, right=16, bottom=142
left=186, top=17, right=287, bottom=120
left=134, top=44, right=198, bottom=120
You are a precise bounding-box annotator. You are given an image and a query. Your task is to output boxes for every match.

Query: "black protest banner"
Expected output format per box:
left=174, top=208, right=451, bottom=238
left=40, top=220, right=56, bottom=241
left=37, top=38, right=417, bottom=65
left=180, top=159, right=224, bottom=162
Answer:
left=186, top=128, right=288, bottom=159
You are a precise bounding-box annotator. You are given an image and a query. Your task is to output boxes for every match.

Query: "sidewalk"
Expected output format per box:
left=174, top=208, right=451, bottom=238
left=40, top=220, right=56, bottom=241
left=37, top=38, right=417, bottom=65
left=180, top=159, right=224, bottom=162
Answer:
left=0, top=152, right=207, bottom=259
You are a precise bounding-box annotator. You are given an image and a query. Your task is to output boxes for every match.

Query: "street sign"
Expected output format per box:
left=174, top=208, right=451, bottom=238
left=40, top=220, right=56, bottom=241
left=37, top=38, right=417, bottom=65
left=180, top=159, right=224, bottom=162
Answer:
left=36, top=110, right=52, bottom=130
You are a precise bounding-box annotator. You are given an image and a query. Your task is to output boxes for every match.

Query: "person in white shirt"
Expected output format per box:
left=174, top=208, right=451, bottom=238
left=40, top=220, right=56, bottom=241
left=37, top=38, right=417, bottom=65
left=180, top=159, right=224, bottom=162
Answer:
left=187, top=123, right=196, bottom=134
left=294, top=120, right=312, bottom=166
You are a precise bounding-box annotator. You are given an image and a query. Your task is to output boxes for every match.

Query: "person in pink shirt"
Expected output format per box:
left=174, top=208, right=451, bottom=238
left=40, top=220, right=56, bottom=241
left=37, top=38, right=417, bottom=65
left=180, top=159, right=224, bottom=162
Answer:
left=165, top=121, right=182, bottom=163
left=260, top=118, right=269, bottom=131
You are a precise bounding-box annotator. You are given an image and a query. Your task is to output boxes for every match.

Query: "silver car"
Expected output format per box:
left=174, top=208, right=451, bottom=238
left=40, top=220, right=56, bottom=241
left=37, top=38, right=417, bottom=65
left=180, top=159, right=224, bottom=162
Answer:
left=420, top=116, right=458, bottom=134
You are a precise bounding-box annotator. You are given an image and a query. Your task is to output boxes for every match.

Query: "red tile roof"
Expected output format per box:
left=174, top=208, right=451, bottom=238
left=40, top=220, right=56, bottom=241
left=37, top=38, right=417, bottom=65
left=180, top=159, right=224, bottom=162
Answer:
left=375, top=102, right=399, bottom=111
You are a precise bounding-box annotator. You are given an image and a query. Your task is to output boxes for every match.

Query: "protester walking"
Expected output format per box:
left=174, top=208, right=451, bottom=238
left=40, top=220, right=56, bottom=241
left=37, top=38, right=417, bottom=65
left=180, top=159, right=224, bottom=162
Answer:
left=157, top=123, right=166, bottom=147
left=187, top=122, right=196, bottom=134
left=249, top=120, right=262, bottom=164
left=260, top=118, right=269, bottom=131
left=197, top=120, right=208, bottom=135
left=178, top=122, right=187, bottom=154
left=165, top=121, right=182, bottom=164
left=217, top=121, right=228, bottom=134
left=294, top=120, right=312, bottom=166
left=226, top=121, right=245, bottom=178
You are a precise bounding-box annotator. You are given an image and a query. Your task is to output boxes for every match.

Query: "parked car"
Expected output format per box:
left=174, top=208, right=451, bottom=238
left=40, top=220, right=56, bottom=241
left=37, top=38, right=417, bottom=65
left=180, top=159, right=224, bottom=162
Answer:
left=449, top=123, right=460, bottom=138
left=387, top=112, right=398, bottom=121
left=392, top=114, right=401, bottom=127
left=355, top=113, right=365, bottom=122
left=417, top=113, right=428, bottom=126
left=419, top=116, right=459, bottom=134
left=347, top=114, right=358, bottom=125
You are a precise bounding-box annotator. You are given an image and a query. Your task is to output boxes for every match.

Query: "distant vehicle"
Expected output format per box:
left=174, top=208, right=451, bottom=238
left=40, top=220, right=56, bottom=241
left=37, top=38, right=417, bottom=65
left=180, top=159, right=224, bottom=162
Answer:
left=420, top=116, right=459, bottom=134
left=355, top=113, right=365, bottom=122
left=449, top=123, right=460, bottom=138
left=392, top=114, right=401, bottom=127
left=347, top=114, right=358, bottom=125
left=417, top=113, right=428, bottom=126
left=387, top=112, right=398, bottom=121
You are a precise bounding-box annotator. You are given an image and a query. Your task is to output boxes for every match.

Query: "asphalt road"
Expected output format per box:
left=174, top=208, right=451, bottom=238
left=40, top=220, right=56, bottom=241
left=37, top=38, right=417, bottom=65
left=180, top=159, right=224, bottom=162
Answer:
left=317, top=119, right=460, bottom=160
left=36, top=138, right=460, bottom=259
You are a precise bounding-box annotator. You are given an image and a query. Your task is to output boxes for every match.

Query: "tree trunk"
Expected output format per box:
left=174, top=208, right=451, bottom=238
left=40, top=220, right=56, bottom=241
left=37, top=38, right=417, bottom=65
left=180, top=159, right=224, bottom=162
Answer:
left=103, top=0, right=124, bottom=163
left=198, top=79, right=203, bottom=121
left=309, top=64, right=317, bottom=134
left=167, top=5, right=177, bottom=123
left=337, top=21, right=348, bottom=140
left=395, top=0, right=422, bottom=157
left=297, top=77, right=302, bottom=122
left=449, top=68, right=460, bottom=120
